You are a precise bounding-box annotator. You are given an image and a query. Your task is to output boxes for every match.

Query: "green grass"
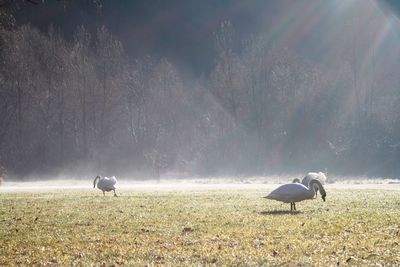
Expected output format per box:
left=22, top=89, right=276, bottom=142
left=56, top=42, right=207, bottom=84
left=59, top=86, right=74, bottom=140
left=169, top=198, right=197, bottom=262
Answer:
left=0, top=188, right=399, bottom=266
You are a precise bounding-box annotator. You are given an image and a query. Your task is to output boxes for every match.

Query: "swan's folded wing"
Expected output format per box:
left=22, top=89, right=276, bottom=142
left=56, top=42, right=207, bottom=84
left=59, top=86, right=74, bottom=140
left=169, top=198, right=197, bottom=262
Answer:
left=97, top=178, right=115, bottom=190
left=265, top=183, right=309, bottom=202
left=265, top=191, right=294, bottom=202
left=110, top=176, right=117, bottom=185
left=103, top=177, right=116, bottom=184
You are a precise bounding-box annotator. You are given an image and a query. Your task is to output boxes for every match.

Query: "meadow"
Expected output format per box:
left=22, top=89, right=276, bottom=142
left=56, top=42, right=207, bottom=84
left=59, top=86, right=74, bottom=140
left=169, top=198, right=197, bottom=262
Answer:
left=0, top=184, right=399, bottom=266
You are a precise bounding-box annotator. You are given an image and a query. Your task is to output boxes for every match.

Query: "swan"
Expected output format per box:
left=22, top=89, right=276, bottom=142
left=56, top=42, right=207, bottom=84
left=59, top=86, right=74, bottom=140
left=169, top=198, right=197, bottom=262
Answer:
left=265, top=179, right=326, bottom=211
left=93, top=176, right=118, bottom=196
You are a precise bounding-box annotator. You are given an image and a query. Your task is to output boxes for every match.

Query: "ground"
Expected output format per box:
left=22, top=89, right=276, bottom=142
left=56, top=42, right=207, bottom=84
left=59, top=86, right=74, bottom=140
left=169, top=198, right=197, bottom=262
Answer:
left=0, top=181, right=399, bottom=266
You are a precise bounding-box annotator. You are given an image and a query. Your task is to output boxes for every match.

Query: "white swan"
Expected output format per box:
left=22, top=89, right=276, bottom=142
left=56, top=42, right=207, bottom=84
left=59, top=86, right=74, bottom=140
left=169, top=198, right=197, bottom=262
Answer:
left=265, top=179, right=326, bottom=211
left=93, top=176, right=118, bottom=196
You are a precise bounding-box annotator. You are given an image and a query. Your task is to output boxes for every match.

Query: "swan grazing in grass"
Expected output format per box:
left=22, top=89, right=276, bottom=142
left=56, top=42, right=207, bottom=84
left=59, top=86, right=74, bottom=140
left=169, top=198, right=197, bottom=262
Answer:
left=93, top=176, right=118, bottom=196
left=265, top=179, right=326, bottom=212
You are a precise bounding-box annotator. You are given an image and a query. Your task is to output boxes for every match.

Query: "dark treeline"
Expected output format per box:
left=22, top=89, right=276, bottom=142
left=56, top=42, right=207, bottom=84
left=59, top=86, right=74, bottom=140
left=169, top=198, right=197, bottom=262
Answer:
left=1, top=9, right=400, bottom=179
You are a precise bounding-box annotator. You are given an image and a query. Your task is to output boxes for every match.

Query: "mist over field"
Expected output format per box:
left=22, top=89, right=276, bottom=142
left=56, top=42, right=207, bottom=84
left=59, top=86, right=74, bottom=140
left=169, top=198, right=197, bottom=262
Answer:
left=2, top=3, right=400, bottom=265
left=1, top=0, right=400, bottom=180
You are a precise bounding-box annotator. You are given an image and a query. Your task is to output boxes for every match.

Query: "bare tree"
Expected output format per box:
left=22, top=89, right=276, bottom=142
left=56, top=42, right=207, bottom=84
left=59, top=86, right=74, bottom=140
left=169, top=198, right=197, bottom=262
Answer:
left=95, top=26, right=123, bottom=147
left=71, top=26, right=94, bottom=158
left=211, top=21, right=244, bottom=123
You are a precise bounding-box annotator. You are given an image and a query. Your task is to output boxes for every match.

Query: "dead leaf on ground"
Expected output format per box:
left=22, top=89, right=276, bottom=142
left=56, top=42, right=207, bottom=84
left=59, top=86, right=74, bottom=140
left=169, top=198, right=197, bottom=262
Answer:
left=182, top=227, right=194, bottom=233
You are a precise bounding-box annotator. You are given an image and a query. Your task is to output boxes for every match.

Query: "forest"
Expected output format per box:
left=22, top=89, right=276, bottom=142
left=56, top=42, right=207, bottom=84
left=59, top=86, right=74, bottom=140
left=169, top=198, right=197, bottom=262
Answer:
left=1, top=0, right=400, bottom=179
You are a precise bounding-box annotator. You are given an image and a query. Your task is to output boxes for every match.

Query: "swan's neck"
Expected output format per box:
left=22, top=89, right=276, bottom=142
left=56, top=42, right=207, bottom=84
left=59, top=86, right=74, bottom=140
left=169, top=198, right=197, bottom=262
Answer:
left=307, top=186, right=316, bottom=199
left=310, top=183, right=318, bottom=196
left=309, top=179, right=326, bottom=200
left=93, top=176, right=100, bottom=188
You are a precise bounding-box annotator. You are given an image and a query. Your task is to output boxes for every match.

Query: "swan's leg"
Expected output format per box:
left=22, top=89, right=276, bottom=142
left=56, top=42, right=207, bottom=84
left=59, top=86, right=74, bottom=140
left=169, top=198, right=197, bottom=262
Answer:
left=290, top=202, right=293, bottom=212
left=103, top=190, right=105, bottom=196
left=113, top=189, right=117, bottom=197
left=293, top=202, right=296, bottom=211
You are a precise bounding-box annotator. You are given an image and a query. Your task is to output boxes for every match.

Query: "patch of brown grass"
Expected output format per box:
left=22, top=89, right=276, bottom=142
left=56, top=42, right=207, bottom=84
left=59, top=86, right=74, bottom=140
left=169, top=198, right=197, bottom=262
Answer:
left=0, top=188, right=399, bottom=265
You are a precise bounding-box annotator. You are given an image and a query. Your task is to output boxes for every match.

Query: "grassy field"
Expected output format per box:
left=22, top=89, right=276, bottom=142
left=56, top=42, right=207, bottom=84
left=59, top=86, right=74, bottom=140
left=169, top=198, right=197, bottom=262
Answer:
left=0, top=185, right=399, bottom=266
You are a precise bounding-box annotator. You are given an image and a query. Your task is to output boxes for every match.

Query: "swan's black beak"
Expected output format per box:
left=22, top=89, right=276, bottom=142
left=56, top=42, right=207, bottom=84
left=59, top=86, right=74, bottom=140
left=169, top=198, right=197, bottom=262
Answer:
left=322, top=194, right=326, bottom=202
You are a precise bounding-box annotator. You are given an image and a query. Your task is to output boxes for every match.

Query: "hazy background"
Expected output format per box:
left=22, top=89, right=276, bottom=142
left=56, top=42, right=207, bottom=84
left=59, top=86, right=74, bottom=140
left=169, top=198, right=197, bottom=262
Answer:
left=1, top=0, right=400, bottom=180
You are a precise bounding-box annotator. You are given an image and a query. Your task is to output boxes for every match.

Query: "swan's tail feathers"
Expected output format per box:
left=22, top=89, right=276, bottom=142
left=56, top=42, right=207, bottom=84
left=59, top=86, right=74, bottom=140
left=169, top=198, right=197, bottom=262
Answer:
left=93, top=176, right=100, bottom=188
left=263, top=194, right=273, bottom=199
left=110, top=176, right=117, bottom=185
left=317, top=172, right=327, bottom=184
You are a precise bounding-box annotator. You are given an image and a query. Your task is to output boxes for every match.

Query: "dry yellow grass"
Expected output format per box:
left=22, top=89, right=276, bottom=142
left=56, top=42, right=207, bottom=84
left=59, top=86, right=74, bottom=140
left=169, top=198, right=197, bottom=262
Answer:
left=0, top=187, right=399, bottom=266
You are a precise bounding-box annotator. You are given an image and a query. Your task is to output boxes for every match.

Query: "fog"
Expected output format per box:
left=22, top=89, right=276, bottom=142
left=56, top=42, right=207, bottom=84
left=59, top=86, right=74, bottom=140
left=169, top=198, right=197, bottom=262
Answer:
left=1, top=177, right=399, bottom=194
left=1, top=0, right=400, bottom=181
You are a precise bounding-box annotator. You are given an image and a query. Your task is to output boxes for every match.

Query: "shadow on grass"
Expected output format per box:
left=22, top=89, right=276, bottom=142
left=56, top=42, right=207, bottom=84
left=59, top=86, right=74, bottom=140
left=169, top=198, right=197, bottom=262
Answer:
left=258, top=210, right=302, bottom=215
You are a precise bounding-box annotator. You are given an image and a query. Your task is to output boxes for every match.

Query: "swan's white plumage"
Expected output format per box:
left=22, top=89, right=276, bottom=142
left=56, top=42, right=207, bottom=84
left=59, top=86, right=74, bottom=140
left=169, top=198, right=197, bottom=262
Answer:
left=266, top=183, right=314, bottom=203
